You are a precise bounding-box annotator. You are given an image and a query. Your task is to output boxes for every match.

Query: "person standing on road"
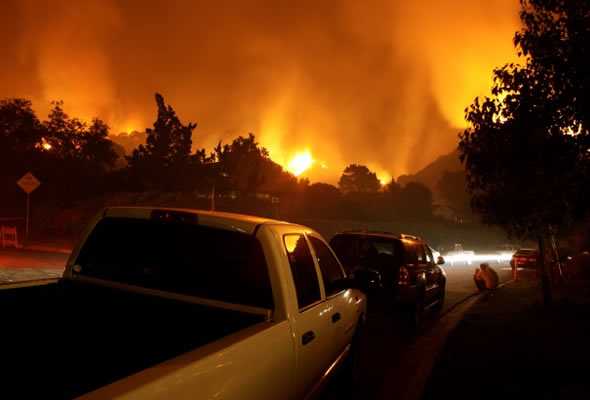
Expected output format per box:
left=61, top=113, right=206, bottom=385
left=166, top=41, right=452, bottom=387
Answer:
left=474, top=262, right=499, bottom=291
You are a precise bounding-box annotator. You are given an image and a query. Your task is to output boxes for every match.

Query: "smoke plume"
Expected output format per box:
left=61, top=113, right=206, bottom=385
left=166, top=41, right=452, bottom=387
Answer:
left=1, top=0, right=520, bottom=182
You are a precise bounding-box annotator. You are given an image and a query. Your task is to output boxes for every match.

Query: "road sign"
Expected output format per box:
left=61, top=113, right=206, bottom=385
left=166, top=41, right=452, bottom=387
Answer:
left=16, top=172, right=41, bottom=240
left=17, top=172, right=41, bottom=194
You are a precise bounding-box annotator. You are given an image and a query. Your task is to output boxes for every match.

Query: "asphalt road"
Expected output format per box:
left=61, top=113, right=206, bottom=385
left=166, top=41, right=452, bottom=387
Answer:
left=442, top=261, right=512, bottom=313
left=322, top=261, right=512, bottom=400
left=0, top=249, right=67, bottom=283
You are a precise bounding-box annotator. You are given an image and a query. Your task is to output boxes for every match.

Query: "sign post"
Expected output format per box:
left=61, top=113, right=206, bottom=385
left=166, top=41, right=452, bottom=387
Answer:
left=17, top=172, right=41, bottom=240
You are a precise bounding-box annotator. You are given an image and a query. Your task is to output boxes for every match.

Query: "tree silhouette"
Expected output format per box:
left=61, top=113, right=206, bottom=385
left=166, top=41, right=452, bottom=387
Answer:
left=44, top=101, right=117, bottom=171
left=437, top=170, right=471, bottom=217
left=214, top=133, right=269, bottom=194
left=338, top=164, right=381, bottom=194
left=128, top=93, right=197, bottom=190
left=0, top=99, right=43, bottom=154
left=398, top=182, right=434, bottom=219
left=0, top=98, right=43, bottom=176
left=303, top=182, right=341, bottom=218
left=515, top=0, right=590, bottom=132
left=460, top=0, right=590, bottom=304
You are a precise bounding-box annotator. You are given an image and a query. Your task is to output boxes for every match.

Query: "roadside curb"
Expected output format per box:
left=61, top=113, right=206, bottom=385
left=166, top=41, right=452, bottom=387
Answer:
left=379, top=279, right=514, bottom=400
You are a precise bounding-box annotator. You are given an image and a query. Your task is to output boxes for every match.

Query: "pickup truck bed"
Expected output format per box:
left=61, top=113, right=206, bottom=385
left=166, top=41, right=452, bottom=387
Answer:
left=3, top=280, right=265, bottom=399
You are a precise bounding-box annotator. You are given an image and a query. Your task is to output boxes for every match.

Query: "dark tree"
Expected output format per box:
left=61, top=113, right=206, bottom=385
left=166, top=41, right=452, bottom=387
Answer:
left=0, top=99, right=43, bottom=163
left=37, top=101, right=118, bottom=204
left=460, top=0, right=590, bottom=304
left=0, top=98, right=45, bottom=213
left=338, top=164, right=381, bottom=194
left=127, top=93, right=197, bottom=190
left=515, top=0, right=590, bottom=131
left=43, top=102, right=117, bottom=172
left=44, top=101, right=81, bottom=160
left=383, top=179, right=402, bottom=198
left=213, top=133, right=269, bottom=194
left=437, top=170, right=471, bottom=217
left=303, top=182, right=342, bottom=218
left=397, top=182, right=434, bottom=219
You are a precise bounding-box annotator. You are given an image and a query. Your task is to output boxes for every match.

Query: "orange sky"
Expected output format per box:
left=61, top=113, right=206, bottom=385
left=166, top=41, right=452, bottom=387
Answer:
left=1, top=0, right=520, bottom=183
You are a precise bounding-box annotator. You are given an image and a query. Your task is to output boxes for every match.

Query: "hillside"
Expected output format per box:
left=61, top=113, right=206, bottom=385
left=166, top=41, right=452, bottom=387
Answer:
left=397, top=150, right=462, bottom=194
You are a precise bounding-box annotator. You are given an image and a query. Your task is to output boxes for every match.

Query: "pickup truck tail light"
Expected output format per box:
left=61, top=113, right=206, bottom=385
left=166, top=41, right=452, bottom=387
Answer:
left=398, top=266, right=410, bottom=285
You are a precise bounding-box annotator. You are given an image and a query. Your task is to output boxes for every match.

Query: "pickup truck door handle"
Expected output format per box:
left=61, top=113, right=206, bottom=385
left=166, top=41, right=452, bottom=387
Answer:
left=302, top=330, right=315, bottom=345
left=331, top=312, right=341, bottom=323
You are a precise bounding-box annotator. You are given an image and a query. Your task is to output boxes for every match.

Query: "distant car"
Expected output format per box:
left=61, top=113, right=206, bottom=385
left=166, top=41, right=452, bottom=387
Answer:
left=444, top=243, right=475, bottom=265
left=510, top=248, right=538, bottom=270
left=329, top=231, right=446, bottom=327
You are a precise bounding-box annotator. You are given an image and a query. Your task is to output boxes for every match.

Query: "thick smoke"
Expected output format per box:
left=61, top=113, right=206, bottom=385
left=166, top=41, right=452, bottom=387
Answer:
left=1, top=0, right=519, bottom=182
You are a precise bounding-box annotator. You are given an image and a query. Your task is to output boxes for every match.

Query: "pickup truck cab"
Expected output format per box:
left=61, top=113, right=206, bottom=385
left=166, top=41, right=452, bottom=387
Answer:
left=3, top=208, right=366, bottom=399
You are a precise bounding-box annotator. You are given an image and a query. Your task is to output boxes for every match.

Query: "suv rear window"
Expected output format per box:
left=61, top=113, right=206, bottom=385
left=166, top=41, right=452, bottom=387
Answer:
left=329, top=235, right=359, bottom=272
left=76, top=217, right=273, bottom=309
left=330, top=234, right=403, bottom=272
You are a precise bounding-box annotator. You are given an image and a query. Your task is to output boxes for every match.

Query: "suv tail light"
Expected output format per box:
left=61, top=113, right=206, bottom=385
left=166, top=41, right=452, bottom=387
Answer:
left=398, top=266, right=410, bottom=285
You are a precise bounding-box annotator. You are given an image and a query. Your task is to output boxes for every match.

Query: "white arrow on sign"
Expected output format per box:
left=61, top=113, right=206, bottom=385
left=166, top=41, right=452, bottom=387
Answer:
left=17, top=172, right=41, bottom=194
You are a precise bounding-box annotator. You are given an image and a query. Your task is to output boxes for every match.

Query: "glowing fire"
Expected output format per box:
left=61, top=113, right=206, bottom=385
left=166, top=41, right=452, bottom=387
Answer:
left=376, top=171, right=392, bottom=186
left=287, top=150, right=314, bottom=176
left=40, top=137, right=52, bottom=150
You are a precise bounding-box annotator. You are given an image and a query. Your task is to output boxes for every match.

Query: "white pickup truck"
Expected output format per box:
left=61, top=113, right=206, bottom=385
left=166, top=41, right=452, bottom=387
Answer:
left=3, top=208, right=366, bottom=399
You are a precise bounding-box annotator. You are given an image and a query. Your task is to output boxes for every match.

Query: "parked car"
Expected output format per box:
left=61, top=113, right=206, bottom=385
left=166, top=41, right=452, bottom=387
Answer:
left=329, top=231, right=446, bottom=326
left=510, top=248, right=538, bottom=270
left=2, top=208, right=366, bottom=399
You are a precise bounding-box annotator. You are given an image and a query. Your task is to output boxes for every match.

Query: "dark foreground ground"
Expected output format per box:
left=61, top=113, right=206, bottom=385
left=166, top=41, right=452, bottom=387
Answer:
left=423, top=278, right=590, bottom=400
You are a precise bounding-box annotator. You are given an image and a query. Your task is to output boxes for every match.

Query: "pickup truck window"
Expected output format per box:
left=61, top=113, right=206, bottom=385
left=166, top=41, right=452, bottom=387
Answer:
left=284, top=234, right=321, bottom=309
left=76, top=217, right=273, bottom=309
left=309, top=237, right=345, bottom=296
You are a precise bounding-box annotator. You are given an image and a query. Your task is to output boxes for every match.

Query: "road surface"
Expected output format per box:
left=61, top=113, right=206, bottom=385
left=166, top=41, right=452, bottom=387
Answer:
left=322, top=261, right=512, bottom=400
left=443, top=261, right=513, bottom=312
left=0, top=249, right=67, bottom=284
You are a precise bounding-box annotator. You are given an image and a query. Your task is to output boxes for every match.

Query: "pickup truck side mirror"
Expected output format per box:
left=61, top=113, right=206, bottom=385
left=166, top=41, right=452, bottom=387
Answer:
left=437, top=256, right=445, bottom=265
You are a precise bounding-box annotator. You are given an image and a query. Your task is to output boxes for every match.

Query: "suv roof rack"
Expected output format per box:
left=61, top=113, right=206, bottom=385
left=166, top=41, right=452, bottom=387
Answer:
left=399, top=233, right=422, bottom=241
left=339, top=230, right=423, bottom=241
left=342, top=229, right=396, bottom=235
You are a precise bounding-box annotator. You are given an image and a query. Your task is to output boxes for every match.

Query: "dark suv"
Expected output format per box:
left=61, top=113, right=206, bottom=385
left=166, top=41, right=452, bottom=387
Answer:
left=330, top=231, right=446, bottom=322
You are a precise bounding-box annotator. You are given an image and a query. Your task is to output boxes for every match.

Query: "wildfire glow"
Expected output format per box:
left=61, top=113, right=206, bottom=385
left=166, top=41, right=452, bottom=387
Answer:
left=287, top=151, right=314, bottom=176
left=377, top=171, right=392, bottom=186
left=39, top=138, right=52, bottom=150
